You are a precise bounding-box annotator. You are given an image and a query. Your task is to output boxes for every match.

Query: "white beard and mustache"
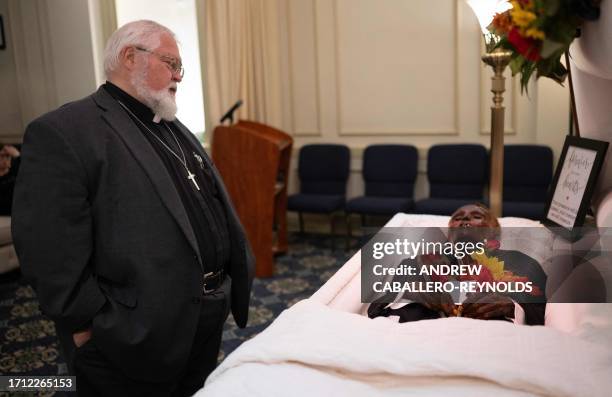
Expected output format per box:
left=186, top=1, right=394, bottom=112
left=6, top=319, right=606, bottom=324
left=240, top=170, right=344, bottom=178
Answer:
left=131, top=65, right=178, bottom=122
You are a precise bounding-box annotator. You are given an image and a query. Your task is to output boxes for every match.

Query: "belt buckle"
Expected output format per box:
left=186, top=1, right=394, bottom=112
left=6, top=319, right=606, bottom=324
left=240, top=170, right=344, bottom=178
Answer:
left=202, top=271, right=217, bottom=294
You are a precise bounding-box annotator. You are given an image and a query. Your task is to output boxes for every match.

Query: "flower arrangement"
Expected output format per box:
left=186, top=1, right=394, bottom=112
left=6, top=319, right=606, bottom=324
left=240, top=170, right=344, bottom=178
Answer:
left=464, top=251, right=543, bottom=297
left=426, top=241, right=544, bottom=298
left=488, top=0, right=602, bottom=91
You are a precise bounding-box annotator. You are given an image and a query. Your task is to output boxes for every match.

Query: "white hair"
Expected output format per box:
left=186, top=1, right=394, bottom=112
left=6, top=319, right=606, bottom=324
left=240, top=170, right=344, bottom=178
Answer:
left=103, top=20, right=176, bottom=78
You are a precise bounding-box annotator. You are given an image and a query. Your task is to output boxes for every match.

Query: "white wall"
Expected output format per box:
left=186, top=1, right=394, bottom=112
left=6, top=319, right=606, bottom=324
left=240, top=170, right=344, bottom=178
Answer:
left=536, top=77, right=570, bottom=165
left=0, top=0, right=569, bottom=194
left=276, top=0, right=568, bottom=199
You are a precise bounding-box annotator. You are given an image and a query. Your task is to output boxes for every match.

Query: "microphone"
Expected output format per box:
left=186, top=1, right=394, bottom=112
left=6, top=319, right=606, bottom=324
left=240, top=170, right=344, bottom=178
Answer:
left=219, top=100, right=243, bottom=124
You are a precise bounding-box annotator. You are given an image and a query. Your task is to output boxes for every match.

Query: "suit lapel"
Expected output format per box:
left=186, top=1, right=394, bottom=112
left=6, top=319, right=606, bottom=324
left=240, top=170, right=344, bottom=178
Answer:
left=92, top=88, right=203, bottom=267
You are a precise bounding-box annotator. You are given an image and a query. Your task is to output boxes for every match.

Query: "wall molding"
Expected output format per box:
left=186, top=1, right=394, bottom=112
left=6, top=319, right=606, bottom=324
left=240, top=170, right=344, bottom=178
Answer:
left=333, top=0, right=460, bottom=137
left=286, top=0, right=322, bottom=137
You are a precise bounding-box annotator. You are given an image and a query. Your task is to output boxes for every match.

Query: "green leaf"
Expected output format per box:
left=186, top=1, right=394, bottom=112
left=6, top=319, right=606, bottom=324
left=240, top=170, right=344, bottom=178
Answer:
left=541, top=39, right=564, bottom=58
left=548, top=60, right=568, bottom=84
left=542, top=0, right=560, bottom=16
left=520, top=61, right=537, bottom=94
left=509, top=56, right=526, bottom=75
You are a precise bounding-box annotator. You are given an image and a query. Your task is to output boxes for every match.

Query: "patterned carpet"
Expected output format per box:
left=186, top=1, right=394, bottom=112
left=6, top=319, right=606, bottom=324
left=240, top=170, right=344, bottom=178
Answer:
left=0, top=233, right=357, bottom=386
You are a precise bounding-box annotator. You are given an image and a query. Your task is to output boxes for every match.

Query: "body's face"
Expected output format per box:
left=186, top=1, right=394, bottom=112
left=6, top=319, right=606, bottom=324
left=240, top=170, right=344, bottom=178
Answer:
left=448, top=205, right=496, bottom=228
left=448, top=204, right=499, bottom=243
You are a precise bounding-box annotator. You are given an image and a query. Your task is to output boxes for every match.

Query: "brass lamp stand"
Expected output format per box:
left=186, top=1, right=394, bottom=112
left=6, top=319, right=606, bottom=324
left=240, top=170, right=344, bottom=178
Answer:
left=482, top=47, right=512, bottom=218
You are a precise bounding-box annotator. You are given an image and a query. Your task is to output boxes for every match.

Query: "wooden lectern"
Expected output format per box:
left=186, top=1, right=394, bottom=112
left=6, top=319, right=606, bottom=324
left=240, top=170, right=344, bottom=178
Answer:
left=211, top=120, right=293, bottom=277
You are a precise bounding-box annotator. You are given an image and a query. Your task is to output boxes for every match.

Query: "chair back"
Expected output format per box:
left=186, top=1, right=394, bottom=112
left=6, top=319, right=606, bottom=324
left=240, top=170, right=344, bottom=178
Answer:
left=363, top=144, right=418, bottom=198
left=504, top=145, right=553, bottom=202
left=298, top=144, right=350, bottom=195
left=427, top=144, right=487, bottom=199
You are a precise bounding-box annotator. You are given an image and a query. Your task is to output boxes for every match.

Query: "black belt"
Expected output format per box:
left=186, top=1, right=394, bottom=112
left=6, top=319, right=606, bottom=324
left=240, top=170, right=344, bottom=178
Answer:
left=202, top=269, right=225, bottom=294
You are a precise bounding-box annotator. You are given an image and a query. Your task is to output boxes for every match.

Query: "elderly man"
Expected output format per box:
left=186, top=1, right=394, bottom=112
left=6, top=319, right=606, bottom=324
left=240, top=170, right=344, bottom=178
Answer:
left=368, top=204, right=547, bottom=325
left=12, top=20, right=253, bottom=396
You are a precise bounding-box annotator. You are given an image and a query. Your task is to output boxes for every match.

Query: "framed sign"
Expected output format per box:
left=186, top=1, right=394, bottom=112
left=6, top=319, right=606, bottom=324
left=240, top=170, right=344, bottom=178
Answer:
left=543, top=135, right=609, bottom=234
left=0, top=15, right=5, bottom=50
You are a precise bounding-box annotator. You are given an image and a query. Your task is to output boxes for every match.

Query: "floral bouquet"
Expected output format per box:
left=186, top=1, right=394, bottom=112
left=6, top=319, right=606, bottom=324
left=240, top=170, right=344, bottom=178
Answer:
left=460, top=243, right=544, bottom=298
left=488, top=0, right=601, bottom=92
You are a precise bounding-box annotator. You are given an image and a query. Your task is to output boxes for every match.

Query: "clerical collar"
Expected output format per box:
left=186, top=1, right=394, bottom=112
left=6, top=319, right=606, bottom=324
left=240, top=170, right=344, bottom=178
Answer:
left=103, top=81, right=158, bottom=123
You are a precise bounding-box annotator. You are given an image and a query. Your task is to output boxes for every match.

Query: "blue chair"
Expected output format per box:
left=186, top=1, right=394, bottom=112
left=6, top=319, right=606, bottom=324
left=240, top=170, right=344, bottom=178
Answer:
left=288, top=144, right=350, bottom=249
left=346, top=144, right=418, bottom=223
left=414, top=144, right=488, bottom=215
left=503, top=145, right=553, bottom=219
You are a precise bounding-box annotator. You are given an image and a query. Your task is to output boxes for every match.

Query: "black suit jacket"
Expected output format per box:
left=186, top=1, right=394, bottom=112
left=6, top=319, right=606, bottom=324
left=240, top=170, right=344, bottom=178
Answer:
left=12, top=87, right=254, bottom=381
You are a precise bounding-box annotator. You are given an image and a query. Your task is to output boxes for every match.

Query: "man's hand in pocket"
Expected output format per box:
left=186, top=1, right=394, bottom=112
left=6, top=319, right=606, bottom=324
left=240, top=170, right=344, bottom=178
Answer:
left=73, top=329, right=92, bottom=348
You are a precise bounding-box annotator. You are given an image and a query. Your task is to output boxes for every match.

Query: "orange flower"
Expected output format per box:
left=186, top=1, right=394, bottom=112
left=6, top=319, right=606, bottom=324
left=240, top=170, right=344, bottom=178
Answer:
left=491, top=12, right=512, bottom=34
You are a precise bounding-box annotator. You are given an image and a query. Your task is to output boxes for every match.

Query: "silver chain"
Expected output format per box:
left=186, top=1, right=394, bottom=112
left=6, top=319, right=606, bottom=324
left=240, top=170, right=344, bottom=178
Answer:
left=117, top=100, right=201, bottom=191
left=117, top=101, right=188, bottom=169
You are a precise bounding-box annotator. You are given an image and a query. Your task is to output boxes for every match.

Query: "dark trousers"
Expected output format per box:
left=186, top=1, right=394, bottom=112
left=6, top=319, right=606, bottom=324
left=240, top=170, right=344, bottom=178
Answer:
left=73, top=279, right=231, bottom=397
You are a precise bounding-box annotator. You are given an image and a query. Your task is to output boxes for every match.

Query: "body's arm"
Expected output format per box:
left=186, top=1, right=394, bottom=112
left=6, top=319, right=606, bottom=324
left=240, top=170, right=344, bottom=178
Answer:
left=462, top=295, right=546, bottom=325
left=12, top=120, right=106, bottom=333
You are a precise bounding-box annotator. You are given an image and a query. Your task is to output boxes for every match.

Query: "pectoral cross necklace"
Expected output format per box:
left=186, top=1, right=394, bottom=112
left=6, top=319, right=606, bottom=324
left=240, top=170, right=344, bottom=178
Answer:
left=118, top=101, right=200, bottom=191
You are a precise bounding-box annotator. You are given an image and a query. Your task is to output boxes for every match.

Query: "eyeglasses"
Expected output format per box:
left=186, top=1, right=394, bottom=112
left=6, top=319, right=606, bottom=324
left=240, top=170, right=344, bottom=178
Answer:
left=134, top=46, right=184, bottom=78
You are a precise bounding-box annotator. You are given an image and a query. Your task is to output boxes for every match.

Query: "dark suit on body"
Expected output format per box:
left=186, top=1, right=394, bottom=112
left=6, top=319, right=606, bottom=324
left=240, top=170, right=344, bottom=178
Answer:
left=368, top=249, right=547, bottom=325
